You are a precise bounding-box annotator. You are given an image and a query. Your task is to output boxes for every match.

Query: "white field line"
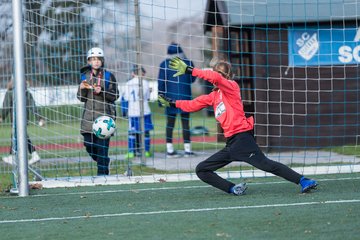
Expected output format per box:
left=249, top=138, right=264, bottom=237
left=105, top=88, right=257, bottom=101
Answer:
left=3, top=176, right=356, bottom=199
left=0, top=199, right=359, bottom=224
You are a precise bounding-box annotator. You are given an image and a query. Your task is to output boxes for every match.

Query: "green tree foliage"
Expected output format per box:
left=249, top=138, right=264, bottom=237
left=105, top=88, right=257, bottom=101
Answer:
left=26, top=1, right=96, bottom=86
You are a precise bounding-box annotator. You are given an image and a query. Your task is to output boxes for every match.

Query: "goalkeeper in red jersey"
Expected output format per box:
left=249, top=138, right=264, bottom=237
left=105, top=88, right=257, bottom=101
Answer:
left=158, top=57, right=318, bottom=196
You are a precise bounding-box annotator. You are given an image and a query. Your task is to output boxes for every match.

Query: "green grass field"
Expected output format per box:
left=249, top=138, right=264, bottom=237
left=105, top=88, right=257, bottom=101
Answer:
left=0, top=103, right=219, bottom=190
left=1, top=103, right=360, bottom=239
left=0, top=173, right=359, bottom=240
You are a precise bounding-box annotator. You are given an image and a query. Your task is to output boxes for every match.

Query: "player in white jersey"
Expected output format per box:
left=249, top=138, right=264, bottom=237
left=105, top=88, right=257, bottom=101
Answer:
left=123, top=65, right=154, bottom=158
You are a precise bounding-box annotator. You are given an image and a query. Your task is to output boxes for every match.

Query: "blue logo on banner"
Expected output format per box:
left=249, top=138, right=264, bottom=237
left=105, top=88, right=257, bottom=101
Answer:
left=288, top=26, right=360, bottom=66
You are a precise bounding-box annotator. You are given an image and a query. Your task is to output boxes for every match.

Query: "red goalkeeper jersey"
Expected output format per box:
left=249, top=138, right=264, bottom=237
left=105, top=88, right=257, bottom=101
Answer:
left=176, top=68, right=254, bottom=138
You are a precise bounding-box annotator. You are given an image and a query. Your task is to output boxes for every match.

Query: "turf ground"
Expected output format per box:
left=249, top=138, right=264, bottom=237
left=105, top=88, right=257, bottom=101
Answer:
left=0, top=173, right=359, bottom=240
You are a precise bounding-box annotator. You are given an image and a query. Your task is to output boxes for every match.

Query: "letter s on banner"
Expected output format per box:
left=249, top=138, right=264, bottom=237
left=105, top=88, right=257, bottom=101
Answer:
left=338, top=46, right=353, bottom=63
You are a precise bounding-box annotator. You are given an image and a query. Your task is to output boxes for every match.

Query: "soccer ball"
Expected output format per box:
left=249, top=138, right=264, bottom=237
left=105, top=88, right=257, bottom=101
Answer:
left=92, top=116, right=116, bottom=139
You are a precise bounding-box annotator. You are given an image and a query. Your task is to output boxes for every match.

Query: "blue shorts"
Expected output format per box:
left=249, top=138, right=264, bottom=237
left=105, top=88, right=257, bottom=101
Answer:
left=128, top=114, right=154, bottom=133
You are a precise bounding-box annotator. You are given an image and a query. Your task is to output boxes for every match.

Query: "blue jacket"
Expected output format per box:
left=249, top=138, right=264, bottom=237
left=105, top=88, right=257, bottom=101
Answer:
left=158, top=44, right=196, bottom=114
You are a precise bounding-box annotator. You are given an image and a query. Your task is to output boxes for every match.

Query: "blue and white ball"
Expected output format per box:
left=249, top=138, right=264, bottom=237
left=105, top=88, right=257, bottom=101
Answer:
left=92, top=116, right=116, bottom=139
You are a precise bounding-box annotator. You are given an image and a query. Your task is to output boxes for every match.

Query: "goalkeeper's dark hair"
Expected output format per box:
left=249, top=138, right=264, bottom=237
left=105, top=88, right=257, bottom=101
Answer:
left=213, top=61, right=233, bottom=79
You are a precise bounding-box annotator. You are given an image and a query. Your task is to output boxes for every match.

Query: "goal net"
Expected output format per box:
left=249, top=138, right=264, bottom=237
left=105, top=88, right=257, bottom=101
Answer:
left=0, top=0, right=359, bottom=189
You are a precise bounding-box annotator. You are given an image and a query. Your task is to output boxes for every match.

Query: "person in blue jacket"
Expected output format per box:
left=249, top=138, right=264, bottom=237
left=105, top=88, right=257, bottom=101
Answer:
left=158, top=43, right=196, bottom=157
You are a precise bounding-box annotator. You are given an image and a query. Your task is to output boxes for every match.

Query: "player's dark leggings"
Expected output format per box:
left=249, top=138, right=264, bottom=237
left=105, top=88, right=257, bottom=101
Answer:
left=130, top=131, right=150, bottom=152
left=166, top=112, right=190, bottom=143
left=195, top=131, right=303, bottom=193
left=82, top=133, right=110, bottom=175
left=9, top=133, right=36, bottom=154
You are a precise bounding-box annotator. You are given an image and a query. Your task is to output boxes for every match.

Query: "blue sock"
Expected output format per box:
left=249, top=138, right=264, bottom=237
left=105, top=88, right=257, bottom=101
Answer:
left=145, top=137, right=150, bottom=152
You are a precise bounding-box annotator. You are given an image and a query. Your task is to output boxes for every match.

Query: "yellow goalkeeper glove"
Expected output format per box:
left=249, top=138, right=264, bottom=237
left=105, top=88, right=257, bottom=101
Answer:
left=158, top=94, right=176, bottom=108
left=169, top=57, right=193, bottom=77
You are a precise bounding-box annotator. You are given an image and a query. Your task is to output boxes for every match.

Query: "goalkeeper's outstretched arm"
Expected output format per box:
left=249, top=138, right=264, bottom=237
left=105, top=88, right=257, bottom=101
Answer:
left=158, top=94, right=212, bottom=113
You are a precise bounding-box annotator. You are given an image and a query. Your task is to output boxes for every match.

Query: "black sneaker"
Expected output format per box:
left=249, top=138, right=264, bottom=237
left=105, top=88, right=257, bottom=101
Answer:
left=184, top=151, right=195, bottom=157
left=166, top=151, right=179, bottom=158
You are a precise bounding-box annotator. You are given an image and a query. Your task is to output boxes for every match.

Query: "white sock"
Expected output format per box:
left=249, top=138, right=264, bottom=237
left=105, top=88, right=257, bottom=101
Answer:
left=184, top=143, right=191, bottom=153
left=166, top=143, right=174, bottom=153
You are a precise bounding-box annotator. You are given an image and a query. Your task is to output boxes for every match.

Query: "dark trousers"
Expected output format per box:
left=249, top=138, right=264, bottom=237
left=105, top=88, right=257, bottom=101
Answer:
left=9, top=133, right=36, bottom=154
left=82, top=133, right=110, bottom=175
left=166, top=112, right=190, bottom=143
left=135, top=131, right=150, bottom=152
left=195, top=131, right=303, bottom=193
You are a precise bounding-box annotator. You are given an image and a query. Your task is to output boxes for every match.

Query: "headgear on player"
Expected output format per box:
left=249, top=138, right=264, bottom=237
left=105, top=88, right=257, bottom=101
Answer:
left=87, top=47, right=105, bottom=67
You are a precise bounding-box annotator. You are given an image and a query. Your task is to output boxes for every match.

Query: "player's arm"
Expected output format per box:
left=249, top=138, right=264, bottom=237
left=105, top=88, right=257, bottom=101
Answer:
left=192, top=68, right=239, bottom=96
left=77, top=83, right=88, bottom=102
left=80, top=81, right=93, bottom=90
left=26, top=91, right=45, bottom=126
left=158, top=94, right=212, bottom=113
left=77, top=71, right=91, bottom=102
left=1, top=90, right=12, bottom=120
